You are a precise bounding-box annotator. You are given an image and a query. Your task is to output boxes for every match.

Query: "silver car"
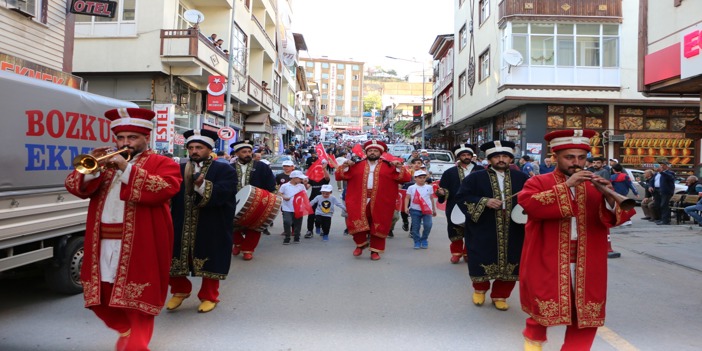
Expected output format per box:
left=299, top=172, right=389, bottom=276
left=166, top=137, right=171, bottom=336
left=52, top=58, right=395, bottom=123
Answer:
left=426, top=150, right=455, bottom=178
left=626, top=168, right=687, bottom=203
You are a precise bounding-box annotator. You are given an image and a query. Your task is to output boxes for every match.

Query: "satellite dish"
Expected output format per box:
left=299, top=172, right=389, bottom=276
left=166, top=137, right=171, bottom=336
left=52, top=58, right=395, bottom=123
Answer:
left=184, top=9, right=205, bottom=25
left=504, top=49, right=524, bottom=67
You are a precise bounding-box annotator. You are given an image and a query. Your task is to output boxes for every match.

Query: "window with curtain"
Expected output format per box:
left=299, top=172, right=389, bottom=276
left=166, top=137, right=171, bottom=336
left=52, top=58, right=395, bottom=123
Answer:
left=479, top=49, right=490, bottom=81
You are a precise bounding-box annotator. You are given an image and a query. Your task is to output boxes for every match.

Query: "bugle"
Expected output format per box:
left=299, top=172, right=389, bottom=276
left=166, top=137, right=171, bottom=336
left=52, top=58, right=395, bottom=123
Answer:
left=574, top=167, right=636, bottom=211
left=73, top=147, right=131, bottom=174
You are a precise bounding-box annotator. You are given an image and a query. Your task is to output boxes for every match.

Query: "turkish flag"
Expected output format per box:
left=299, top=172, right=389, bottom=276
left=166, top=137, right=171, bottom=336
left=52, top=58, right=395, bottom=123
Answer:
left=352, top=143, right=364, bottom=158
left=412, top=189, right=433, bottom=215
left=396, top=189, right=407, bottom=212
left=293, top=190, right=314, bottom=218
left=306, top=158, right=325, bottom=182
left=381, top=152, right=402, bottom=163
left=206, top=76, right=226, bottom=111
left=315, top=143, right=338, bottom=168
left=432, top=183, right=446, bottom=211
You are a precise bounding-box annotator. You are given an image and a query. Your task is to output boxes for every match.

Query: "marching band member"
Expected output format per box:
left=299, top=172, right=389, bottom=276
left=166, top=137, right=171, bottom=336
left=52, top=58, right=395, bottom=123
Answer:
left=518, top=129, right=636, bottom=351
left=64, top=108, right=182, bottom=350
left=230, top=140, right=277, bottom=260
left=454, top=140, right=528, bottom=311
left=168, top=129, right=237, bottom=313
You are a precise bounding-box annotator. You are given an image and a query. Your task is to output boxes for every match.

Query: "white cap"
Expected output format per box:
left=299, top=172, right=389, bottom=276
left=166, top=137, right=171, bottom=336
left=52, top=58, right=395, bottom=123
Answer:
left=321, top=184, right=333, bottom=192
left=414, top=170, right=427, bottom=177
left=419, top=149, right=428, bottom=153
left=609, top=158, right=619, bottom=163
left=290, top=170, right=307, bottom=179
left=336, top=157, right=347, bottom=164
left=282, top=160, right=295, bottom=166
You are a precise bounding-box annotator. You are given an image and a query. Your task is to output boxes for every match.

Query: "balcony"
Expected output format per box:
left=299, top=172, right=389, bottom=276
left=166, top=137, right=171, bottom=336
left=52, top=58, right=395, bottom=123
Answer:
left=160, top=29, right=232, bottom=84
left=498, top=0, right=622, bottom=25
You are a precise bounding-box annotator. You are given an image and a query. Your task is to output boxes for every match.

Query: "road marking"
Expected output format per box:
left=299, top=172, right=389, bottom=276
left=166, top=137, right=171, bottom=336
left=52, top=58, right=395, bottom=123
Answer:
left=598, top=326, right=640, bottom=351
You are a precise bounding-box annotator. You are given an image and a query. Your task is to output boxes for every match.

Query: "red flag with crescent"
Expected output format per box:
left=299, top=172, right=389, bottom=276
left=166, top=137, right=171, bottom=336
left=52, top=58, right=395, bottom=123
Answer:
left=315, top=143, right=338, bottom=168
left=206, top=76, right=226, bottom=111
left=293, top=190, right=314, bottom=218
left=412, top=189, right=433, bottom=215
left=395, top=189, right=407, bottom=212
left=305, top=158, right=325, bottom=182
left=432, top=182, right=446, bottom=211
left=352, top=143, right=364, bottom=158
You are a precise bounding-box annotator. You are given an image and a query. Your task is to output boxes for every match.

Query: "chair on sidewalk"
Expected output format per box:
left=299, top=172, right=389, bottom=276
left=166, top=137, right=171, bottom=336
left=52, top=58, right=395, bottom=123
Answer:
left=677, top=195, right=700, bottom=224
left=668, top=194, right=685, bottom=224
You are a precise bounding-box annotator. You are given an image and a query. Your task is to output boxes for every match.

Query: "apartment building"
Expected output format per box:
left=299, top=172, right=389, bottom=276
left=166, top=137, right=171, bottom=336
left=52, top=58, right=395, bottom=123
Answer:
left=449, top=0, right=698, bottom=175
left=72, top=0, right=307, bottom=155
left=299, top=57, right=364, bottom=132
left=1, top=0, right=82, bottom=88
left=428, top=34, right=455, bottom=148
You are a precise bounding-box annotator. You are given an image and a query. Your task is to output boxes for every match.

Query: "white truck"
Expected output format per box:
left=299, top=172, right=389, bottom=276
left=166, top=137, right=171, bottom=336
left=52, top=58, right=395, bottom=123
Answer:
left=0, top=70, right=136, bottom=294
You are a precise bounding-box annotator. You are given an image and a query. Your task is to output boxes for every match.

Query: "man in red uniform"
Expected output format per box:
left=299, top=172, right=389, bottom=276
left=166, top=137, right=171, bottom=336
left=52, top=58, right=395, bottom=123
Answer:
left=518, top=129, right=636, bottom=351
left=64, top=108, right=182, bottom=351
left=335, top=140, right=411, bottom=260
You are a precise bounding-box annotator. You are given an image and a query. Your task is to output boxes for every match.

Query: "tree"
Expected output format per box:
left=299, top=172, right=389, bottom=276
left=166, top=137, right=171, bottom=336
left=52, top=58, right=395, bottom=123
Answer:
left=393, top=120, right=412, bottom=139
left=363, top=91, right=382, bottom=113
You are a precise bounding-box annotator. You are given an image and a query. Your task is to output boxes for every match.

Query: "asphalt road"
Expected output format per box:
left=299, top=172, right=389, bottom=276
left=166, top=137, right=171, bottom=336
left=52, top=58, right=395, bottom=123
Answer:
left=1, top=186, right=701, bottom=351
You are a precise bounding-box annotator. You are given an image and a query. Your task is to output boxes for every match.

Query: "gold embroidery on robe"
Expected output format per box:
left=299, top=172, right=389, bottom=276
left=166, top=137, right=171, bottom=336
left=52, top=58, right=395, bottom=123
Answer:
left=124, top=282, right=151, bottom=299
left=532, top=190, right=556, bottom=205
left=144, top=175, right=171, bottom=192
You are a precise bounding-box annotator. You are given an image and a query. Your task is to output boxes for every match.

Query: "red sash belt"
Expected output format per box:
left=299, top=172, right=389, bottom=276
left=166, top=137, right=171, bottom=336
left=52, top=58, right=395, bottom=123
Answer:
left=100, top=223, right=123, bottom=240
left=366, top=189, right=373, bottom=198
left=569, top=240, right=577, bottom=263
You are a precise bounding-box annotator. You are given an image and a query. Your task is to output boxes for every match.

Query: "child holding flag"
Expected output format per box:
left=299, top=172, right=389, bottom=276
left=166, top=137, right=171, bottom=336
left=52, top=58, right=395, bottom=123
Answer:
left=404, top=170, right=437, bottom=249
left=279, top=171, right=311, bottom=245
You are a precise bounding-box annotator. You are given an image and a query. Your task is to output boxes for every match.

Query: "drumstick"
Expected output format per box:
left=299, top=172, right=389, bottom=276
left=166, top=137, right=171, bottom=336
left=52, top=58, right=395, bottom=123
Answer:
left=509, top=191, right=521, bottom=199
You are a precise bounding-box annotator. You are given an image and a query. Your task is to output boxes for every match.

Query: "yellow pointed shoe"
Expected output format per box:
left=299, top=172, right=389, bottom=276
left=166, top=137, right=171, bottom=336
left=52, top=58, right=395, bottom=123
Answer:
left=493, top=299, right=509, bottom=311
left=198, top=300, right=217, bottom=313
left=472, top=292, right=485, bottom=306
left=524, top=338, right=543, bottom=351
left=166, top=293, right=190, bottom=310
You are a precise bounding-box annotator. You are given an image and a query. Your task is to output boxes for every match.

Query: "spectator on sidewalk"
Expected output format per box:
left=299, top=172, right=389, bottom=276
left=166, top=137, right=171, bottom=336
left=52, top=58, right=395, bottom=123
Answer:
left=639, top=169, right=658, bottom=221
left=610, top=163, right=638, bottom=226
left=683, top=196, right=702, bottom=226
left=654, top=159, right=676, bottom=225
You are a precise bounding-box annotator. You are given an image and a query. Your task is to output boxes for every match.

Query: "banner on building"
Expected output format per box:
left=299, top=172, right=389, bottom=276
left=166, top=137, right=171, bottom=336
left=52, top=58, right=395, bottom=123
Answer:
left=69, top=0, right=117, bottom=18
left=154, top=104, right=175, bottom=154
left=207, top=76, right=226, bottom=111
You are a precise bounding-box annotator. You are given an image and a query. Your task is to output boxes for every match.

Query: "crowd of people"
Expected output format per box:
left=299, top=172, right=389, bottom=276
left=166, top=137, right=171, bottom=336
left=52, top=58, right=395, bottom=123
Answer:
left=66, top=106, right=697, bottom=350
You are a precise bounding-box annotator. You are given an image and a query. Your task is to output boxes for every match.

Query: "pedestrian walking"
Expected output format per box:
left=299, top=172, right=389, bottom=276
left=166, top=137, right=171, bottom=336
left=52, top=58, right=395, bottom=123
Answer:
left=518, top=129, right=636, bottom=351
left=64, top=108, right=182, bottom=350
left=404, top=170, right=436, bottom=249
left=309, top=184, right=346, bottom=241
left=278, top=170, right=310, bottom=244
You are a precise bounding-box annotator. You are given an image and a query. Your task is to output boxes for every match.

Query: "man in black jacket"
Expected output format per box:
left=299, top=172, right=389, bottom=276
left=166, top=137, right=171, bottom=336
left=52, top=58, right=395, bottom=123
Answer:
left=653, top=159, right=676, bottom=225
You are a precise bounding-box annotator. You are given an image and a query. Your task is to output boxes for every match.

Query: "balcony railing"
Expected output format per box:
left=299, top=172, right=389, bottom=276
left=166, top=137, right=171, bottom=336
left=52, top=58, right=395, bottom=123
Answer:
left=251, top=15, right=275, bottom=48
left=499, top=0, right=622, bottom=24
left=160, top=29, right=235, bottom=75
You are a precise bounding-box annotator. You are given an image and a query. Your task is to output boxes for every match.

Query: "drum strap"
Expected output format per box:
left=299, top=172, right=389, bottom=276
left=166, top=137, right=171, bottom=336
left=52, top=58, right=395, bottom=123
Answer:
left=569, top=240, right=578, bottom=263
left=100, top=222, right=123, bottom=239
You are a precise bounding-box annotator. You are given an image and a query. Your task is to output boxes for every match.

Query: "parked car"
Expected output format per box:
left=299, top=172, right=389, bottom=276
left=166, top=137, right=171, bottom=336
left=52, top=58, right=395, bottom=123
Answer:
left=386, top=144, right=414, bottom=158
left=426, top=150, right=455, bottom=178
left=625, top=168, right=687, bottom=203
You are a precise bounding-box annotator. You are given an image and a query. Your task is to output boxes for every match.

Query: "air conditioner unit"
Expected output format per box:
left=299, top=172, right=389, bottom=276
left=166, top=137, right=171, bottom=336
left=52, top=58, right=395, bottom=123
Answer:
left=609, top=134, right=626, bottom=142
left=7, top=0, right=35, bottom=18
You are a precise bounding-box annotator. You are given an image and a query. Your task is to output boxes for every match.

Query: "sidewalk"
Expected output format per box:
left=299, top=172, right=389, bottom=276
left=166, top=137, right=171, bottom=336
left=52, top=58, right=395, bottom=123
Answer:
left=610, top=209, right=702, bottom=272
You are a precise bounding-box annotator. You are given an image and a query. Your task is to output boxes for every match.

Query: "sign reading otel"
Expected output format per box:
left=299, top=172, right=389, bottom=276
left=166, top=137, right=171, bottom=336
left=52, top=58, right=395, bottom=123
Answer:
left=69, top=0, right=117, bottom=18
left=681, top=23, right=702, bottom=79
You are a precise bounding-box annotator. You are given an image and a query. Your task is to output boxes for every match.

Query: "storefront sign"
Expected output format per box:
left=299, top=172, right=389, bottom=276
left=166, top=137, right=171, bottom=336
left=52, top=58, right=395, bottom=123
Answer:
left=1, top=52, right=82, bottom=88
left=69, top=0, right=117, bottom=18
left=681, top=23, right=702, bottom=79
left=154, top=104, right=175, bottom=154
left=684, top=117, right=702, bottom=139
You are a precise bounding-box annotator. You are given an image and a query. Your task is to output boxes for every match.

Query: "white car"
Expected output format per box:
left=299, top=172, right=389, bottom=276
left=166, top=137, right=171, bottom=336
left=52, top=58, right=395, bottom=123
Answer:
left=425, top=150, right=455, bottom=178
left=626, top=168, right=687, bottom=203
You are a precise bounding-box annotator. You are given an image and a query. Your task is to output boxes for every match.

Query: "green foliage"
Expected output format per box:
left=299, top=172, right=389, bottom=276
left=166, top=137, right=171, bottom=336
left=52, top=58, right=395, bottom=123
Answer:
left=363, top=91, right=382, bottom=112
left=393, top=120, right=412, bottom=138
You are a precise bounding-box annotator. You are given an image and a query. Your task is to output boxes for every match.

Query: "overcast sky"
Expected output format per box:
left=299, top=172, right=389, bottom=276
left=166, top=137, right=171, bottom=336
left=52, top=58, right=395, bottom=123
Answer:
left=291, top=0, right=454, bottom=75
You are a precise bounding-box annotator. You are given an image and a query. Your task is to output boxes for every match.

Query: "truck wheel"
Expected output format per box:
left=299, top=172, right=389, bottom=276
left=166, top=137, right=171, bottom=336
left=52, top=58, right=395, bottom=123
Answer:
left=45, top=236, right=84, bottom=295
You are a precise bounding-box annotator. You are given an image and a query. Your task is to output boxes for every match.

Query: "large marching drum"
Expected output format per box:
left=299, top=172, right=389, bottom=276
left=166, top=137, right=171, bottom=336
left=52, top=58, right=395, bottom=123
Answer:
left=233, top=185, right=281, bottom=231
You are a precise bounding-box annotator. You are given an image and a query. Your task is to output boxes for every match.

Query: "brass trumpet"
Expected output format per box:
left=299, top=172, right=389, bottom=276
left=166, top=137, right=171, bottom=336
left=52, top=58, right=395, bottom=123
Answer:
left=73, top=147, right=131, bottom=174
left=573, top=167, right=636, bottom=211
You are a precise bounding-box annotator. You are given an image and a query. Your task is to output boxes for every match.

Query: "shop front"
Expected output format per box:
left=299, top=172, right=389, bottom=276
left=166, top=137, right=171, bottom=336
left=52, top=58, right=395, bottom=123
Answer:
left=613, top=106, right=699, bottom=175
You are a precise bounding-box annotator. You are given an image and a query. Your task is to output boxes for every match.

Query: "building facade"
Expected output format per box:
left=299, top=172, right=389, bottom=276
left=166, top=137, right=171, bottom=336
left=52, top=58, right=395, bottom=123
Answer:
left=642, top=0, right=702, bottom=176
left=1, top=0, right=83, bottom=88
left=299, top=57, right=364, bottom=133
left=449, top=0, right=698, bottom=175
left=72, top=0, right=307, bottom=156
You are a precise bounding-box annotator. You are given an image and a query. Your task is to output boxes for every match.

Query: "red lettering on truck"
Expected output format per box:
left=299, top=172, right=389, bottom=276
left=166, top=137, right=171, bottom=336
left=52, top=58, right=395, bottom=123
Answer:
left=25, top=109, right=111, bottom=141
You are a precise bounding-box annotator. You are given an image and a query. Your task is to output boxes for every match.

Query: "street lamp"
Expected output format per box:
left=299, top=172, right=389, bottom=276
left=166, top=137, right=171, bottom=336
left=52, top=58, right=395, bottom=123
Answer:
left=385, top=56, right=427, bottom=149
